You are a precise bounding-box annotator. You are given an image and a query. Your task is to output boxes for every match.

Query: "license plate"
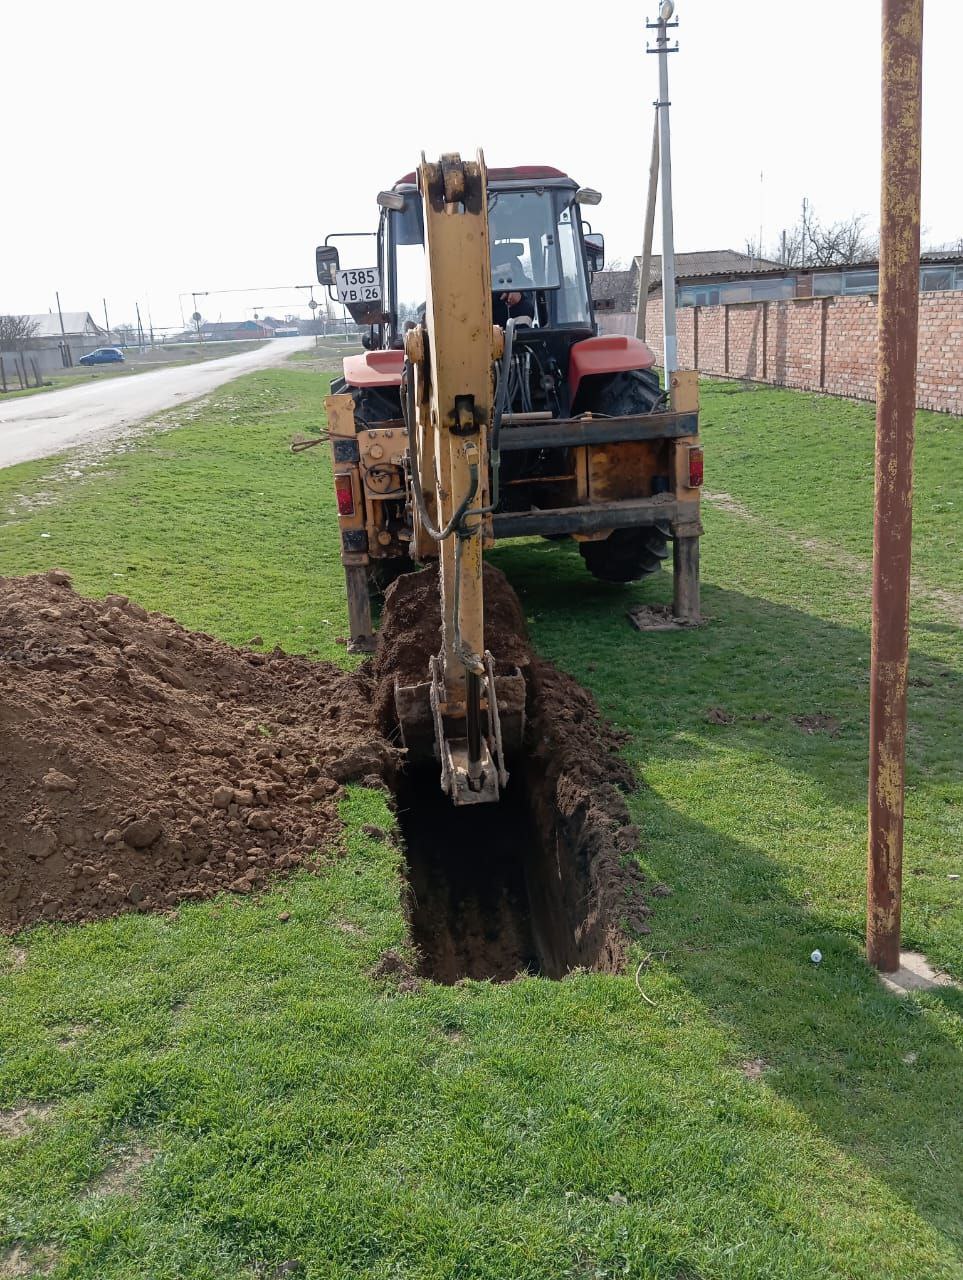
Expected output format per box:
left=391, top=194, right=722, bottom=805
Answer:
left=336, top=267, right=381, bottom=305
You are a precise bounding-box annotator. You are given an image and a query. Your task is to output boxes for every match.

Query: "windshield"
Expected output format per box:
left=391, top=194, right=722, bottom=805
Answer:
left=489, top=190, right=560, bottom=291
left=387, top=185, right=592, bottom=335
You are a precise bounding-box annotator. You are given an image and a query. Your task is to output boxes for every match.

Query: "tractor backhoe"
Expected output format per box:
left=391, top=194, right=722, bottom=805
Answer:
left=317, top=151, right=702, bottom=805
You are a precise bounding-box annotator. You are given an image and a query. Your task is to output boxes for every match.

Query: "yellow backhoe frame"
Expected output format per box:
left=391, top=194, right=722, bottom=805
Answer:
left=395, top=152, right=521, bottom=805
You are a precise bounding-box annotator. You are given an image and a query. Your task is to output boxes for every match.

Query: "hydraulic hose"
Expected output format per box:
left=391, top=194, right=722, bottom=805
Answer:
left=402, top=360, right=478, bottom=543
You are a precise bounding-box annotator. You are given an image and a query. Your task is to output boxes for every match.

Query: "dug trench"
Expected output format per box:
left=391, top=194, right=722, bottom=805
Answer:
left=372, top=565, right=651, bottom=982
left=0, top=566, right=651, bottom=981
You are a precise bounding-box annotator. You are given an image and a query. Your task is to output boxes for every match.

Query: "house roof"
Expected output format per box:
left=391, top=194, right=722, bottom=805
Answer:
left=592, top=251, right=782, bottom=309
left=200, top=320, right=267, bottom=335
left=644, top=249, right=963, bottom=287
left=637, top=249, right=784, bottom=289
left=25, top=311, right=104, bottom=338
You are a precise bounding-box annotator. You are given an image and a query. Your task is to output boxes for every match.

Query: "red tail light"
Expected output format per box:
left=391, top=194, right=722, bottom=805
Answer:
left=334, top=472, right=355, bottom=516
left=687, top=445, right=704, bottom=489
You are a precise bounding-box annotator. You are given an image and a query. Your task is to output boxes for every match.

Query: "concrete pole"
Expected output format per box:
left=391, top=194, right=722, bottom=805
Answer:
left=654, top=3, right=678, bottom=375
left=866, top=0, right=924, bottom=973
left=635, top=108, right=660, bottom=342
left=55, top=291, right=71, bottom=367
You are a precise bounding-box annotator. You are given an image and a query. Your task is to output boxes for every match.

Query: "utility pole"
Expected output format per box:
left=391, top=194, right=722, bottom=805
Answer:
left=135, top=301, right=145, bottom=349
left=801, top=197, right=808, bottom=270
left=866, top=0, right=924, bottom=974
left=635, top=108, right=660, bottom=342
left=55, top=291, right=71, bottom=367
left=103, top=298, right=111, bottom=344
left=647, top=1, right=679, bottom=375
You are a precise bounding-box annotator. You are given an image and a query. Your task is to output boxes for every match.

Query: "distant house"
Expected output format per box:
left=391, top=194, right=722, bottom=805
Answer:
left=593, top=249, right=963, bottom=335
left=593, top=250, right=782, bottom=335
left=198, top=320, right=271, bottom=341
left=261, top=316, right=305, bottom=337
left=656, top=250, right=963, bottom=306
left=25, top=311, right=107, bottom=351
left=2, top=311, right=110, bottom=372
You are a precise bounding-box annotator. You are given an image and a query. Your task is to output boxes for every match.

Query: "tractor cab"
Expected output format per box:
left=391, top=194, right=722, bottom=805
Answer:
left=318, top=166, right=606, bottom=418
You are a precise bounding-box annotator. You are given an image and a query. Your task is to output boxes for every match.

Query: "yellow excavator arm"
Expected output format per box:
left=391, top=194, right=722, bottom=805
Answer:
left=395, top=152, right=525, bottom=805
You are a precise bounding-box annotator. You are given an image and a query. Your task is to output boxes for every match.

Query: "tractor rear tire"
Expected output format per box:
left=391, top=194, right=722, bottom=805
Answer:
left=584, top=367, right=664, bottom=417
left=579, top=526, right=669, bottom=583
left=577, top=367, right=668, bottom=583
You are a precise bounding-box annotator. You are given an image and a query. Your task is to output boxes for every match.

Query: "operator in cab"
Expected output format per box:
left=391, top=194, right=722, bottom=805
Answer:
left=491, top=241, right=536, bottom=328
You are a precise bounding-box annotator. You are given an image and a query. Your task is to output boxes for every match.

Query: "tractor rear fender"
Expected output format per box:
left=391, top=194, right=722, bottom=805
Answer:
left=568, top=334, right=657, bottom=403
left=343, top=349, right=405, bottom=388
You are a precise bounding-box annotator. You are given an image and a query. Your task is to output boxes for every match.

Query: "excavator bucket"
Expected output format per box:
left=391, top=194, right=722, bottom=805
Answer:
left=394, top=659, right=526, bottom=805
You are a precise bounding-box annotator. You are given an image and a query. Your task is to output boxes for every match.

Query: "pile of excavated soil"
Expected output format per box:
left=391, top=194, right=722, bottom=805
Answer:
left=0, top=572, right=397, bottom=931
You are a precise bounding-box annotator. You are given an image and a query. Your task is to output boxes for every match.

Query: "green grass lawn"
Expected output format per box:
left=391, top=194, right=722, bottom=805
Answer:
left=0, top=371, right=960, bottom=1279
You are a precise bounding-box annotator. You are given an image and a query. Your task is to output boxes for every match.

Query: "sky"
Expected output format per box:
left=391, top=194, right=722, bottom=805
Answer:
left=2, top=0, right=959, bottom=331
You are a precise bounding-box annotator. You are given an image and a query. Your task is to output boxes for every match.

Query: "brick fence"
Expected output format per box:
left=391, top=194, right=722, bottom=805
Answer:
left=637, top=290, right=963, bottom=416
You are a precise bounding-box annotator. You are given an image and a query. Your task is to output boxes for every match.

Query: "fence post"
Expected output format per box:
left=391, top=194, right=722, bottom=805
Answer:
left=723, top=305, right=730, bottom=375
left=693, top=305, right=700, bottom=370
left=819, top=298, right=829, bottom=390
left=0, top=355, right=6, bottom=394
left=761, top=302, right=768, bottom=381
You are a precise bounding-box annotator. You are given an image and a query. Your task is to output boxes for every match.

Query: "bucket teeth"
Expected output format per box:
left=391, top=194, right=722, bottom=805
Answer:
left=394, top=665, right=526, bottom=805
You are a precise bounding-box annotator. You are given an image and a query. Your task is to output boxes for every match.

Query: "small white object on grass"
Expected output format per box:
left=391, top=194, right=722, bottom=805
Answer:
left=811, top=949, right=822, bottom=965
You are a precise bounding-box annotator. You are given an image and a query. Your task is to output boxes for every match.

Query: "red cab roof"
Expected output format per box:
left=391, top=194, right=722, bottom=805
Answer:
left=394, top=165, right=570, bottom=187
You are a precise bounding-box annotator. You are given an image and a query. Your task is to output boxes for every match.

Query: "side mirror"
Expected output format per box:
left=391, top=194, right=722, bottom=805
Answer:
left=584, top=232, right=605, bottom=273
left=316, top=245, right=340, bottom=286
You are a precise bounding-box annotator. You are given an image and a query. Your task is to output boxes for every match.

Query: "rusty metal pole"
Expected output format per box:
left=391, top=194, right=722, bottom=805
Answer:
left=866, top=0, right=924, bottom=973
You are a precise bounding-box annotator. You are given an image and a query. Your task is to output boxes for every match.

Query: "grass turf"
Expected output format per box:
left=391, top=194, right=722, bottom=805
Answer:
left=0, top=370, right=960, bottom=1279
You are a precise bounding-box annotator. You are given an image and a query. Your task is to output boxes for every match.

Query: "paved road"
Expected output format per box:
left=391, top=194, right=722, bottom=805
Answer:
left=0, top=337, right=315, bottom=469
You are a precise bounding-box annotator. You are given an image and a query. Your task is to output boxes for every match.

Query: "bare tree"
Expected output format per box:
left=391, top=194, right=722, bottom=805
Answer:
left=806, top=212, right=878, bottom=267
left=754, top=205, right=879, bottom=269
left=0, top=314, right=39, bottom=352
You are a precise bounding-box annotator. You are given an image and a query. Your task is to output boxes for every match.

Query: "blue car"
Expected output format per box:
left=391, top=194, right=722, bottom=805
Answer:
left=79, top=347, right=125, bottom=366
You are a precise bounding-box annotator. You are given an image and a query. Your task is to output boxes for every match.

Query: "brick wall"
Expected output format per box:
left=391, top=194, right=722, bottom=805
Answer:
left=633, top=289, right=963, bottom=416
